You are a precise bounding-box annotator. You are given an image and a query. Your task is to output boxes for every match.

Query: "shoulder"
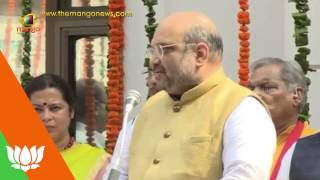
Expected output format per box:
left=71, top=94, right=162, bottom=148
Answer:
left=224, top=78, right=252, bottom=94
left=298, top=132, right=320, bottom=144
left=229, top=96, right=269, bottom=119
left=140, top=90, right=171, bottom=111
left=225, top=96, right=275, bottom=136
left=146, top=90, right=169, bottom=103
left=216, top=78, right=258, bottom=106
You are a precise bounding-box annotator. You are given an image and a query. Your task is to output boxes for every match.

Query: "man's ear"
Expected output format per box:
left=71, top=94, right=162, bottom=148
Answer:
left=194, top=42, right=209, bottom=67
left=292, top=87, right=303, bottom=106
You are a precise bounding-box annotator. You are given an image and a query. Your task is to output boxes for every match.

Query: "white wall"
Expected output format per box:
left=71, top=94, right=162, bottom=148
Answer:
left=123, top=1, right=159, bottom=118
left=124, top=0, right=319, bottom=127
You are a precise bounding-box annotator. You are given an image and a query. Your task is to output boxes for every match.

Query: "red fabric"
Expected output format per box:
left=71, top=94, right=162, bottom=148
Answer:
left=270, top=120, right=305, bottom=180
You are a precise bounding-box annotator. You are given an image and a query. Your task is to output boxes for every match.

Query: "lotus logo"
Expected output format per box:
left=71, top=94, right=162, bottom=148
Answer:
left=6, top=145, right=45, bottom=172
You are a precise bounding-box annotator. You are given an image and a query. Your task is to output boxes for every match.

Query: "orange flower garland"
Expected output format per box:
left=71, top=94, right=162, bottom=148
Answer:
left=238, top=0, right=250, bottom=87
left=83, top=38, right=97, bottom=146
left=4, top=0, right=15, bottom=58
left=77, top=1, right=98, bottom=146
left=106, top=0, right=125, bottom=153
left=32, top=0, right=46, bottom=76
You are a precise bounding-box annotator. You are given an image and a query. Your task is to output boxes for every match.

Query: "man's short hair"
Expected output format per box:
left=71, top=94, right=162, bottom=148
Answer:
left=183, top=26, right=223, bottom=58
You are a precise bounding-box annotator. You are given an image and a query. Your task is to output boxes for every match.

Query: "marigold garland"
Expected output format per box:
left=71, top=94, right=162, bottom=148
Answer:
left=80, top=0, right=96, bottom=144
left=106, top=0, right=125, bottom=153
left=83, top=38, right=97, bottom=146
left=32, top=0, right=45, bottom=76
left=4, top=0, right=15, bottom=58
left=237, top=0, right=250, bottom=87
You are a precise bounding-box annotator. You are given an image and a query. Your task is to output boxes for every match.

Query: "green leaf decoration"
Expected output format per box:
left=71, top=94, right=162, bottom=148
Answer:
left=20, top=0, right=33, bottom=87
left=296, top=4, right=309, bottom=11
left=290, top=0, right=311, bottom=120
left=295, top=34, right=308, bottom=46
left=294, top=27, right=308, bottom=34
left=292, top=12, right=311, bottom=26
left=144, top=57, right=150, bottom=67
left=142, top=0, right=158, bottom=6
left=297, top=47, right=310, bottom=55
left=142, top=0, right=158, bottom=67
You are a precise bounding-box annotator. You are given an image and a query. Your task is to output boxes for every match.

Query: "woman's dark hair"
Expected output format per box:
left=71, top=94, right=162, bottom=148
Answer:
left=24, top=73, right=76, bottom=137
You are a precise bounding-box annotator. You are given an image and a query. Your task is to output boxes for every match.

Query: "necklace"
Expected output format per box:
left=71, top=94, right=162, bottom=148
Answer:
left=63, top=137, right=75, bottom=150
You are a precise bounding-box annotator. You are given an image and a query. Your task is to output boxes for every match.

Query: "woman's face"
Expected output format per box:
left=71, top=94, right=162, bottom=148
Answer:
left=30, top=88, right=74, bottom=143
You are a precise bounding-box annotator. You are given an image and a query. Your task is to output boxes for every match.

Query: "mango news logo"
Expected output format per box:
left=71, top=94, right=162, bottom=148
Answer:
left=6, top=145, right=45, bottom=172
left=17, top=13, right=40, bottom=33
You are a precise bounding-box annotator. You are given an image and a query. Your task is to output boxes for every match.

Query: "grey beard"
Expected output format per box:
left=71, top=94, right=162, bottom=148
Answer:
left=167, top=75, right=199, bottom=95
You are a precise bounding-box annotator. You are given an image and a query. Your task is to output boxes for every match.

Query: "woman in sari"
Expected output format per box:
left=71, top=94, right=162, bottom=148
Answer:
left=25, top=74, right=109, bottom=180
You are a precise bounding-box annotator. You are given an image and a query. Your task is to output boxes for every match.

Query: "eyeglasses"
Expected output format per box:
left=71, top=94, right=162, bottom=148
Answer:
left=142, top=69, right=162, bottom=79
left=146, top=43, right=195, bottom=60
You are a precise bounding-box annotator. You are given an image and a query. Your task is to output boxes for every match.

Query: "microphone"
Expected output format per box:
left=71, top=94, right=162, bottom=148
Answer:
left=107, top=90, right=141, bottom=180
left=124, top=90, right=141, bottom=114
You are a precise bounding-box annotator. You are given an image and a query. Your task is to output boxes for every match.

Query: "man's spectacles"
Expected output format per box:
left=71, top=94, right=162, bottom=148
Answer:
left=146, top=43, right=195, bottom=60
left=142, top=69, right=162, bottom=79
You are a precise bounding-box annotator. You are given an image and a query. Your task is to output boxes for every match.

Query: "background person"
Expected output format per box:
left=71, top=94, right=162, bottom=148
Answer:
left=25, top=74, right=109, bottom=180
left=103, top=67, right=169, bottom=180
left=249, top=57, right=318, bottom=180
left=128, top=11, right=276, bottom=180
left=75, top=79, right=107, bottom=148
left=289, top=131, right=320, bottom=180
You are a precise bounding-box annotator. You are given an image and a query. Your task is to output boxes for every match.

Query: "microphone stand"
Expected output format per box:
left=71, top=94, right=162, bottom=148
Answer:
left=107, top=94, right=139, bottom=180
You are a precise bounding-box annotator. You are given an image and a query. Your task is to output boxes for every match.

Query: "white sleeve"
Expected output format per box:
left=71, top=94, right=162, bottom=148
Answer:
left=276, top=143, right=296, bottom=180
left=102, top=119, right=135, bottom=180
left=221, top=97, right=276, bottom=180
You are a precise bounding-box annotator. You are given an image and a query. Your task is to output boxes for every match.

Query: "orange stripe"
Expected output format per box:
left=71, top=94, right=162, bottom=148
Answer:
left=0, top=51, right=74, bottom=179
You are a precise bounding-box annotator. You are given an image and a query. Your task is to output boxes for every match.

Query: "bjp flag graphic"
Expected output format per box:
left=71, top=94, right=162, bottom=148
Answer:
left=0, top=51, right=75, bottom=179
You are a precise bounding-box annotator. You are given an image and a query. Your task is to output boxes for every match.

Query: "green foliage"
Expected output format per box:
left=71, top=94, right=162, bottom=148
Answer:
left=142, top=0, right=158, bottom=68
left=142, top=0, right=158, bottom=7
left=289, top=0, right=313, bottom=120
left=22, top=0, right=32, bottom=15
left=299, top=102, right=310, bottom=121
left=20, top=0, right=33, bottom=87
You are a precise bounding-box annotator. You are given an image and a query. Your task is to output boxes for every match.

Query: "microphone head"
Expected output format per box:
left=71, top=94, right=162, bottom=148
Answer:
left=125, top=90, right=141, bottom=107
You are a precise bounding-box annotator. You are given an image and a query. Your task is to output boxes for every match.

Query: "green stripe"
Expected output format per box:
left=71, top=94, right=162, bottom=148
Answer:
left=0, top=132, right=28, bottom=180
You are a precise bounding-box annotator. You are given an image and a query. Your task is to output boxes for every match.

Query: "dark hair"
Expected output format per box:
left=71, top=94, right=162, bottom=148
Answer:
left=24, top=73, right=76, bottom=136
left=184, top=26, right=223, bottom=58
left=75, top=79, right=106, bottom=122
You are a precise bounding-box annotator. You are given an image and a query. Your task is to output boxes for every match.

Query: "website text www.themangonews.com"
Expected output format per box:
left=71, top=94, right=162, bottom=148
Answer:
left=41, top=10, right=133, bottom=18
